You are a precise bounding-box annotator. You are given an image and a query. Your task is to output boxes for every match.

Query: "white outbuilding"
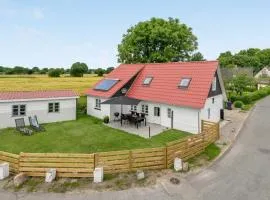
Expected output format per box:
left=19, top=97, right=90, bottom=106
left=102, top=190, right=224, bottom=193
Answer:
left=0, top=90, right=79, bottom=129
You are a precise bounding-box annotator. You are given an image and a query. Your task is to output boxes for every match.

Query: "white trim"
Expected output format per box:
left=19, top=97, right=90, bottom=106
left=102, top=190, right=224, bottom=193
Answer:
left=0, top=96, right=79, bottom=103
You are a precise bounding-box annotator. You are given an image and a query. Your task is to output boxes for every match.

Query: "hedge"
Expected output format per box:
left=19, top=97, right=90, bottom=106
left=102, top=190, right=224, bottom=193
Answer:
left=229, top=87, right=270, bottom=105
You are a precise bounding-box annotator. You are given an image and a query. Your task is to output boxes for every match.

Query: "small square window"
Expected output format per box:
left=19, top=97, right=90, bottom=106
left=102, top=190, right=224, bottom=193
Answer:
left=143, top=77, right=153, bottom=85
left=131, top=105, right=137, bottom=112
left=179, top=78, right=191, bottom=88
left=48, top=102, right=60, bottom=113
left=12, top=105, right=26, bottom=116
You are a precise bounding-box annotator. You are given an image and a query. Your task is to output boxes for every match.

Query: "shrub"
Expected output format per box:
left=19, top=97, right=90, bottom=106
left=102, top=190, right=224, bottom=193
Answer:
left=238, top=94, right=252, bottom=104
left=103, top=116, right=109, bottom=124
left=242, top=104, right=252, bottom=111
left=234, top=101, right=243, bottom=108
left=48, top=69, right=61, bottom=77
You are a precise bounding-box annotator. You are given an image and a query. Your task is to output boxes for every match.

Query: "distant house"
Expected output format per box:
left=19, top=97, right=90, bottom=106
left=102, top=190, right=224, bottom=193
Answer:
left=0, top=90, right=79, bottom=129
left=255, top=67, right=270, bottom=78
left=86, top=61, right=227, bottom=134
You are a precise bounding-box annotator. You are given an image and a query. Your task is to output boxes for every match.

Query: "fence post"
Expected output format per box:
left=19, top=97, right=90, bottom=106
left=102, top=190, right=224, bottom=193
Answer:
left=164, top=147, right=167, bottom=169
left=94, top=153, right=99, bottom=168
left=129, top=150, right=132, bottom=172
left=216, top=122, right=220, bottom=140
left=201, top=120, right=205, bottom=132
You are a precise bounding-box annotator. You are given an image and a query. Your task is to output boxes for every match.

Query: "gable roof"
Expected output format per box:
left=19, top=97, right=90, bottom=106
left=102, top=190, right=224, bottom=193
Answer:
left=126, top=61, right=219, bottom=108
left=85, top=64, right=145, bottom=98
left=0, top=90, right=78, bottom=101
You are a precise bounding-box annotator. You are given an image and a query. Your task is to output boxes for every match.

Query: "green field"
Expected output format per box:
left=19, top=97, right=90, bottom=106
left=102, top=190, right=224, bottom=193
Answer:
left=0, top=115, right=190, bottom=154
left=0, top=74, right=102, bottom=95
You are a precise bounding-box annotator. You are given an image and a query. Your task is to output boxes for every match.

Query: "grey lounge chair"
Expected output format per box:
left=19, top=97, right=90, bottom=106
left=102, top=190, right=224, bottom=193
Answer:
left=15, top=118, right=33, bottom=136
left=28, top=115, right=45, bottom=132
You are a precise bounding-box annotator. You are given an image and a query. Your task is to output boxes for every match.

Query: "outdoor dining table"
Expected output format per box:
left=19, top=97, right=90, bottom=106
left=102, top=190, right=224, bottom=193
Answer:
left=121, top=113, right=146, bottom=128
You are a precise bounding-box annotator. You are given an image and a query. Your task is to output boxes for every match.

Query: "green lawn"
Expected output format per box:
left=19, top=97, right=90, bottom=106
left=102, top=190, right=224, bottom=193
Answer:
left=0, top=115, right=190, bottom=154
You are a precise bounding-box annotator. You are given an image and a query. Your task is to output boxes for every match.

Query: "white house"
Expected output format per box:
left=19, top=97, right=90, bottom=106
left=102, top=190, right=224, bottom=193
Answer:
left=0, top=90, right=79, bottom=129
left=86, top=61, right=227, bottom=134
left=255, top=67, right=270, bottom=78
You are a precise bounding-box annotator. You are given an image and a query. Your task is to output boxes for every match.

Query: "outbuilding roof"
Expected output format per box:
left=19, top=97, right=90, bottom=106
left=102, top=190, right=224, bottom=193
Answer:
left=0, top=90, right=78, bottom=101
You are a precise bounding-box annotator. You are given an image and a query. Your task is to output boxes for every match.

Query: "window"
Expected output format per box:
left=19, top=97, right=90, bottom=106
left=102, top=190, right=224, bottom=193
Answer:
left=143, top=77, right=153, bottom=85
left=179, top=78, right=191, bottom=88
left=208, top=108, right=211, bottom=119
left=167, top=108, right=172, bottom=118
left=94, top=79, right=119, bottom=91
left=95, top=98, right=101, bottom=110
left=12, top=105, right=26, bottom=116
left=141, top=104, right=149, bottom=115
left=131, top=105, right=137, bottom=112
left=212, top=98, right=215, bottom=104
left=154, top=107, right=160, bottom=117
left=48, top=102, right=60, bottom=113
left=212, top=77, right=217, bottom=91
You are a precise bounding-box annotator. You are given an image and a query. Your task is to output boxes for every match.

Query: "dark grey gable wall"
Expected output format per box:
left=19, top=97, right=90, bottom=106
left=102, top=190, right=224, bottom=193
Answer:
left=208, top=71, right=222, bottom=97
left=112, top=74, right=138, bottom=97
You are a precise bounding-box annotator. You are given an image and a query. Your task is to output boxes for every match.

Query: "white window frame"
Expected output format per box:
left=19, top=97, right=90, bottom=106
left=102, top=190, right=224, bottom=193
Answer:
left=95, top=98, right=101, bottom=110
left=141, top=104, right=148, bottom=115
left=131, top=105, right=137, bottom=112
left=212, top=77, right=217, bottom=91
left=154, top=107, right=160, bottom=117
left=12, top=104, right=26, bottom=117
left=48, top=102, right=60, bottom=113
left=167, top=108, right=172, bottom=118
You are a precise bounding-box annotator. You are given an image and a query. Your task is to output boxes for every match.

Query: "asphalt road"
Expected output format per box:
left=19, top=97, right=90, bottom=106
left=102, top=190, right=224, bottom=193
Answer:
left=1, top=96, right=270, bottom=200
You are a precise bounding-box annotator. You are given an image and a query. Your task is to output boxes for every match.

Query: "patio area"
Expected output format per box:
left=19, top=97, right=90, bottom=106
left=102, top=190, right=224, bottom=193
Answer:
left=106, top=120, right=168, bottom=138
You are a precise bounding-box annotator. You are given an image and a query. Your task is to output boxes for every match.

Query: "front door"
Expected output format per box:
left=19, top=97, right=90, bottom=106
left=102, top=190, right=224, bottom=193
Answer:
left=152, top=106, right=161, bottom=124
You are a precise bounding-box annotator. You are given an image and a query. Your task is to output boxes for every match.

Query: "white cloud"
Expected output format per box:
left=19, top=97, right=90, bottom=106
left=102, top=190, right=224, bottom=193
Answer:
left=33, top=8, right=44, bottom=20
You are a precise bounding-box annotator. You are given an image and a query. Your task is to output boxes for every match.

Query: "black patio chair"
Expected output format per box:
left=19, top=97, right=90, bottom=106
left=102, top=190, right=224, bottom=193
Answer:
left=121, top=114, right=129, bottom=125
left=113, top=112, right=120, bottom=121
left=15, top=118, right=33, bottom=136
left=29, top=115, right=45, bottom=132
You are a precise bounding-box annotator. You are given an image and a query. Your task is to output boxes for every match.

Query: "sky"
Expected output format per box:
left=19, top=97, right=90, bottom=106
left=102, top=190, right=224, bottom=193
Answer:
left=0, top=0, right=269, bottom=69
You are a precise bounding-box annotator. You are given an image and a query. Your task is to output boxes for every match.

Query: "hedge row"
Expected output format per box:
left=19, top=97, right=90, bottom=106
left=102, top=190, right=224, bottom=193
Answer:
left=230, top=87, right=270, bottom=105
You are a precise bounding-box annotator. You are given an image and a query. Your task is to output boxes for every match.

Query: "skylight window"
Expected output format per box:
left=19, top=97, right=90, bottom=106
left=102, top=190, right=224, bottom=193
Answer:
left=143, top=77, right=153, bottom=85
left=179, top=78, right=191, bottom=88
left=94, top=79, right=119, bottom=91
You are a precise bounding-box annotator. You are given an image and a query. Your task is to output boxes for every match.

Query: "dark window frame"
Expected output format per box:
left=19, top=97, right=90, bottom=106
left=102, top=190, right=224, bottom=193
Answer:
left=143, top=76, right=153, bottom=86
left=12, top=104, right=26, bottom=117
left=48, top=102, right=60, bottom=113
left=178, top=77, right=192, bottom=89
left=95, top=98, right=101, bottom=110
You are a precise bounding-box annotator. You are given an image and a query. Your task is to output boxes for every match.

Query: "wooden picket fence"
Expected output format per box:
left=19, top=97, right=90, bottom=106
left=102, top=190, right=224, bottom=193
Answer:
left=0, top=151, right=19, bottom=173
left=0, top=120, right=219, bottom=178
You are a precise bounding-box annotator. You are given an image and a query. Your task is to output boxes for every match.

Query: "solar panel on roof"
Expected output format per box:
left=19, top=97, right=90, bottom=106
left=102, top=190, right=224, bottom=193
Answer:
left=94, top=79, right=119, bottom=91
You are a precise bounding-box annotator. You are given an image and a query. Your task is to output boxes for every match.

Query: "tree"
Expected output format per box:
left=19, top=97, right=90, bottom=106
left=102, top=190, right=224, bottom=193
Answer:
left=117, top=17, right=198, bottom=63
left=48, top=69, right=61, bottom=77
left=95, top=68, right=105, bottom=77
left=231, top=74, right=256, bottom=95
left=106, top=67, right=114, bottom=74
left=190, top=52, right=205, bottom=61
left=70, top=62, right=88, bottom=77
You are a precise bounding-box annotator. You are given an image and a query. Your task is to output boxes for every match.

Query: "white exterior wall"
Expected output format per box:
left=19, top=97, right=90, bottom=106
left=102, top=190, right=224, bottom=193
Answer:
left=200, top=94, right=223, bottom=123
left=0, top=98, right=77, bottom=129
left=87, top=96, right=110, bottom=119
left=132, top=101, right=200, bottom=134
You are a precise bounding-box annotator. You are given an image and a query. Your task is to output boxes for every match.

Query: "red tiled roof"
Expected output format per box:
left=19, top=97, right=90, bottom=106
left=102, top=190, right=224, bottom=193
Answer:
left=127, top=61, right=219, bottom=108
left=0, top=90, right=78, bottom=101
left=85, top=64, right=145, bottom=98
